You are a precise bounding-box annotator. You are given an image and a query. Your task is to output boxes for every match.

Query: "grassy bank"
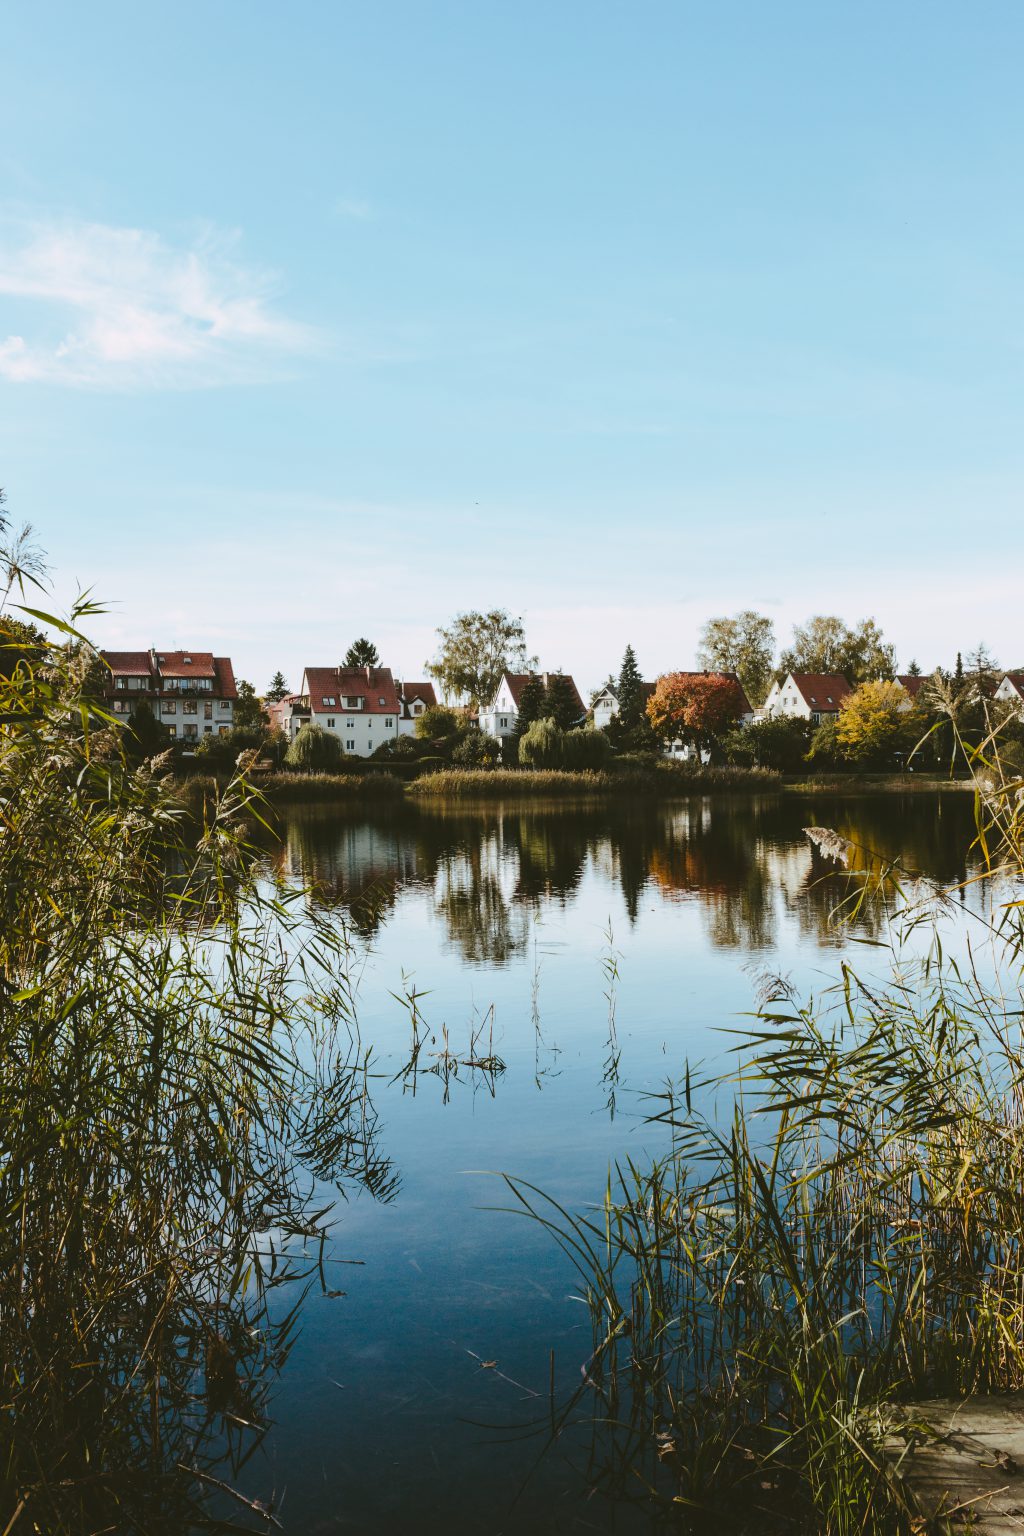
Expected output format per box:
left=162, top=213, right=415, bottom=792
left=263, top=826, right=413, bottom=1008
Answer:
left=780, top=770, right=974, bottom=793
left=409, top=762, right=781, bottom=798
left=173, top=768, right=405, bottom=817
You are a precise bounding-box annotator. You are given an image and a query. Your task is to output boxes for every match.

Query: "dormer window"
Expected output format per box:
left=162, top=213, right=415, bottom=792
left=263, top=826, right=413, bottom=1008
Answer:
left=183, top=657, right=192, bottom=664
left=378, top=696, right=386, bottom=706
left=322, top=695, right=336, bottom=706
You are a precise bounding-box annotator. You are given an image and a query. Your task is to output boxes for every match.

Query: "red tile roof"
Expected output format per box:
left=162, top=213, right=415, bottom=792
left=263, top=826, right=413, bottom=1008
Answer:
left=897, top=674, right=927, bottom=699
left=213, top=656, right=237, bottom=700
left=155, top=651, right=216, bottom=678
left=302, top=665, right=401, bottom=716
left=499, top=671, right=588, bottom=718
left=101, top=650, right=152, bottom=677
left=1000, top=672, right=1024, bottom=700
left=400, top=681, right=438, bottom=708
left=790, top=673, right=852, bottom=710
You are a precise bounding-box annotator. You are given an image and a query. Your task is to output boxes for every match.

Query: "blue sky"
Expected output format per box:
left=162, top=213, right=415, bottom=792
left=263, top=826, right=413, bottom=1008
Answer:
left=1, top=2, right=1021, bottom=694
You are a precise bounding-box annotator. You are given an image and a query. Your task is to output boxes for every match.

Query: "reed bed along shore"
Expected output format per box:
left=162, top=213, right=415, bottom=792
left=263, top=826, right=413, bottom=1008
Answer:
left=508, top=725, right=1024, bottom=1534
left=408, top=762, right=781, bottom=799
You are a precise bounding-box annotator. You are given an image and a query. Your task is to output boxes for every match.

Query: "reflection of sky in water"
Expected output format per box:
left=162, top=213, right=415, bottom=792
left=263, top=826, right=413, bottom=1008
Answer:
left=234, top=793, right=1009, bottom=1535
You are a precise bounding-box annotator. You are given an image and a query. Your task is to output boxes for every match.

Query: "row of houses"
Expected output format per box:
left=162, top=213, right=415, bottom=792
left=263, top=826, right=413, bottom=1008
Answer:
left=99, top=646, right=1024, bottom=756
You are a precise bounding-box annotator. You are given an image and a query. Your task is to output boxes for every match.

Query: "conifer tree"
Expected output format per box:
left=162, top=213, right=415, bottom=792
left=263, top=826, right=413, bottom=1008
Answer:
left=617, top=645, right=644, bottom=728
left=544, top=674, right=582, bottom=730
left=265, top=670, right=289, bottom=702
left=513, top=674, right=547, bottom=741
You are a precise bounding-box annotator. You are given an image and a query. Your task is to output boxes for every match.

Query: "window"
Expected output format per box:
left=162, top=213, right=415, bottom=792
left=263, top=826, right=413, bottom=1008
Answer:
left=500, top=717, right=508, bottom=729
left=184, top=724, right=197, bottom=739
left=346, top=719, right=354, bottom=728
left=322, top=695, right=336, bottom=706
left=204, top=725, right=212, bottom=733
left=167, top=725, right=177, bottom=737
left=346, top=739, right=355, bottom=750
left=183, top=700, right=197, bottom=715
left=343, top=696, right=361, bottom=708
left=220, top=700, right=230, bottom=710
left=327, top=718, right=335, bottom=728
left=183, top=657, right=192, bottom=665
left=164, top=702, right=176, bottom=715
left=218, top=726, right=229, bottom=735
left=115, top=677, right=127, bottom=690
left=378, top=696, right=386, bottom=705
left=414, top=702, right=423, bottom=714
left=204, top=701, right=213, bottom=718
left=384, top=717, right=393, bottom=728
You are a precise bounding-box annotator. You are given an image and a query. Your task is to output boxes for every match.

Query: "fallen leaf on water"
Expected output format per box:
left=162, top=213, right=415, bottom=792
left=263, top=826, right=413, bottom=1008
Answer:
left=479, top=1360, right=498, bottom=1370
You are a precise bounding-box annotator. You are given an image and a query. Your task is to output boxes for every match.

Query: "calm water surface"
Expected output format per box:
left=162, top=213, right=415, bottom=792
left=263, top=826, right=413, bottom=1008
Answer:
left=233, top=791, right=982, bottom=1534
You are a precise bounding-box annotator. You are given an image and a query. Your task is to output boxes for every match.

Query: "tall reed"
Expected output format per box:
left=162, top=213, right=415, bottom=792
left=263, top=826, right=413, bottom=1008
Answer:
left=505, top=712, right=1024, bottom=1532
left=0, top=602, right=393, bottom=1531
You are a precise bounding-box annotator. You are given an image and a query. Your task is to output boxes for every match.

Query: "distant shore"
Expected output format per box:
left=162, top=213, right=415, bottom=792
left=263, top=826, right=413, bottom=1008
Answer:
left=173, top=763, right=974, bottom=815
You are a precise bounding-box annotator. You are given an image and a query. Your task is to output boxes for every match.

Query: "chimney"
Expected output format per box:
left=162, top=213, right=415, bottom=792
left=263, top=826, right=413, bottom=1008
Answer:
left=365, top=664, right=372, bottom=682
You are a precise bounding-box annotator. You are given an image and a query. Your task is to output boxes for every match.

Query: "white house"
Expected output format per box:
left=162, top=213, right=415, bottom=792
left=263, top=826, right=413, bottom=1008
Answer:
left=397, top=680, right=438, bottom=737
left=293, top=664, right=402, bottom=757
left=591, top=681, right=655, bottom=732
left=995, top=673, right=1024, bottom=713
left=762, top=673, right=851, bottom=725
left=478, top=671, right=586, bottom=741
left=101, top=648, right=237, bottom=742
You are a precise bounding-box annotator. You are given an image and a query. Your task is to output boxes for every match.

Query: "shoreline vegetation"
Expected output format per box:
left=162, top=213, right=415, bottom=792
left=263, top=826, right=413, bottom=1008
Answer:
left=173, top=762, right=975, bottom=814
left=506, top=718, right=1024, bottom=1533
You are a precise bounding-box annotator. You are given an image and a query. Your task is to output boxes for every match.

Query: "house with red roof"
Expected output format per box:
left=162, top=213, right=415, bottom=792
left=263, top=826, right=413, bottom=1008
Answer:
left=292, top=663, right=401, bottom=756
left=478, top=671, right=587, bottom=742
left=591, top=681, right=656, bottom=732
left=397, top=680, right=438, bottom=737
left=762, top=672, right=852, bottom=724
left=100, top=648, right=237, bottom=742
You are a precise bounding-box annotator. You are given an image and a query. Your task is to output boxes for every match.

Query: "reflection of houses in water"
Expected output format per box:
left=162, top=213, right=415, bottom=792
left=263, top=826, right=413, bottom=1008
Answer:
left=274, top=817, right=424, bottom=935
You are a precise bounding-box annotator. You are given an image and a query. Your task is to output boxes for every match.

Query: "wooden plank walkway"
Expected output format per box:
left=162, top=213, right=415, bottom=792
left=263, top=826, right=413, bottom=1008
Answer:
left=878, top=1397, right=1024, bottom=1531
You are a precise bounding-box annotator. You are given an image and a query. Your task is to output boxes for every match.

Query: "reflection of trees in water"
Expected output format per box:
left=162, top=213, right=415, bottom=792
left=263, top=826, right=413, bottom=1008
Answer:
left=272, top=794, right=984, bottom=961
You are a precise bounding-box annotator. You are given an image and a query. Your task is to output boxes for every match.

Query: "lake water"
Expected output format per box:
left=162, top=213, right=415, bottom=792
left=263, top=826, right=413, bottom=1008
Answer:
left=233, top=791, right=983, bottom=1534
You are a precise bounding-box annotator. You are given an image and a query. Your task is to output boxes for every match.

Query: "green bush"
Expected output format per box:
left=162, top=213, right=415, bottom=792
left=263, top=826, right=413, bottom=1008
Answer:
left=452, top=731, right=501, bottom=767
left=518, top=717, right=564, bottom=768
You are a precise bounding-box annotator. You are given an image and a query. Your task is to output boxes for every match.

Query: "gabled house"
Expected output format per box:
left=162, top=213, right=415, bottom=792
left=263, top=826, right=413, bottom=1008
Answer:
left=293, top=664, right=401, bottom=757
left=478, top=671, right=586, bottom=741
left=762, top=673, right=851, bottom=725
left=397, top=680, right=438, bottom=737
left=100, top=648, right=237, bottom=741
left=995, top=673, right=1024, bottom=713
left=591, top=681, right=656, bottom=732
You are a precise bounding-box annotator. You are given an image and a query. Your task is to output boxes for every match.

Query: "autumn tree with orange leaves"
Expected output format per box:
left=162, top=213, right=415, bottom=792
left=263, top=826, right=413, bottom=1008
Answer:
left=646, top=672, right=748, bottom=758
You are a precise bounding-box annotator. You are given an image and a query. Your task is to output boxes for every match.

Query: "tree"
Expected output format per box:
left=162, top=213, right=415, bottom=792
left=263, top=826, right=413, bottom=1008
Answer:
left=264, top=671, right=289, bottom=702
left=0, top=615, right=46, bottom=681
left=835, top=680, right=924, bottom=766
left=426, top=610, right=535, bottom=708
left=513, top=675, right=547, bottom=743
left=697, top=611, right=775, bottom=706
left=647, top=673, right=748, bottom=756
left=284, top=723, right=343, bottom=772
left=344, top=639, right=379, bottom=669
left=616, top=645, right=646, bottom=727
left=905, top=659, right=922, bottom=677
left=414, top=704, right=462, bottom=742
left=518, top=718, right=563, bottom=768
left=779, top=616, right=895, bottom=685
left=722, top=715, right=811, bottom=772
left=452, top=733, right=501, bottom=767
left=124, top=701, right=170, bottom=764
left=233, top=679, right=267, bottom=732
left=544, top=674, right=582, bottom=730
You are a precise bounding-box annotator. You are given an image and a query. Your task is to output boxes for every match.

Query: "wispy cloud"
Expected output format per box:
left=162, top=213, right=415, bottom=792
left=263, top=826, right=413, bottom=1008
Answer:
left=0, top=219, right=316, bottom=388
left=334, top=197, right=374, bottom=222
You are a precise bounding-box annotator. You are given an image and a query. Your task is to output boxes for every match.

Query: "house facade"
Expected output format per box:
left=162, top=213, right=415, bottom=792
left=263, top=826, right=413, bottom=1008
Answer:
left=478, top=671, right=586, bottom=741
left=995, top=673, right=1024, bottom=713
left=591, top=681, right=656, bottom=732
left=293, top=664, right=401, bottom=757
left=397, top=680, right=438, bottom=737
left=762, top=673, right=851, bottom=724
left=101, top=648, right=237, bottom=741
